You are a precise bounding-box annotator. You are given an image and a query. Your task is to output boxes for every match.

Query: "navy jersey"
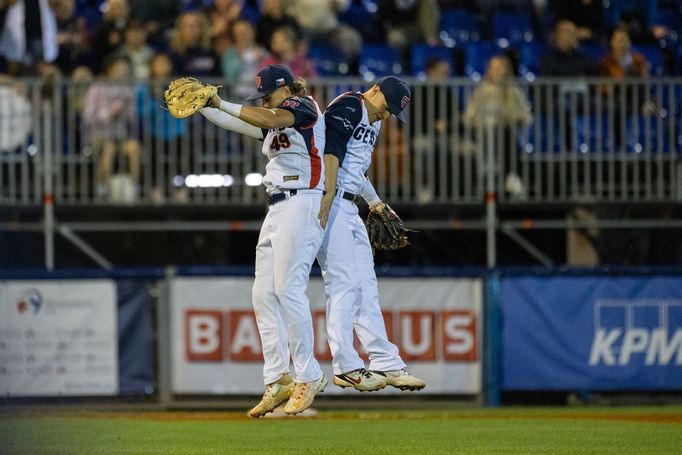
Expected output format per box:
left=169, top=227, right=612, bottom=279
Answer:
left=261, top=96, right=325, bottom=193
left=324, top=92, right=381, bottom=194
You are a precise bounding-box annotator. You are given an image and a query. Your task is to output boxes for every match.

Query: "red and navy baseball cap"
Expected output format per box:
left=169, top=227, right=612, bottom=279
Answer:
left=376, top=76, right=411, bottom=123
left=246, top=64, right=295, bottom=101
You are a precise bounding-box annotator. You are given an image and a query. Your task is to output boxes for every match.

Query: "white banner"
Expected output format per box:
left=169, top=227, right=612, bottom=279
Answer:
left=171, top=277, right=482, bottom=395
left=0, top=280, right=118, bottom=396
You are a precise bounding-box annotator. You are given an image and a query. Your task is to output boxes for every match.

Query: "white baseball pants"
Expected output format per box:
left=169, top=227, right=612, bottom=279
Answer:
left=252, top=191, right=325, bottom=384
left=317, top=195, right=406, bottom=375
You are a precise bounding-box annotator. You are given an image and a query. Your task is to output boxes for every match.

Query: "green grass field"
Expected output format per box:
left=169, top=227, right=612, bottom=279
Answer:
left=1, top=407, right=681, bottom=454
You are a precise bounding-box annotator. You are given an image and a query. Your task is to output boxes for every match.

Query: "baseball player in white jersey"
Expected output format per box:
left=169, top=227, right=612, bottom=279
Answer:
left=317, top=76, right=426, bottom=391
left=199, top=64, right=327, bottom=416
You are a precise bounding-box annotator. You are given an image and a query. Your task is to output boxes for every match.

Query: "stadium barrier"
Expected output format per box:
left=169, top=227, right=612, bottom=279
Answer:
left=1, top=78, right=681, bottom=207
left=2, top=267, right=681, bottom=406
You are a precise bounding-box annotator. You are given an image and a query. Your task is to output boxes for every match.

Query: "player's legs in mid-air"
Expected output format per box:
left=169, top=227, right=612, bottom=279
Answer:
left=249, top=192, right=327, bottom=416
left=319, top=195, right=425, bottom=391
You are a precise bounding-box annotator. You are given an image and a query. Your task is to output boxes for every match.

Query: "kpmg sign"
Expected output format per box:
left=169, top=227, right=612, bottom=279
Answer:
left=589, top=300, right=682, bottom=367
left=502, top=277, right=682, bottom=391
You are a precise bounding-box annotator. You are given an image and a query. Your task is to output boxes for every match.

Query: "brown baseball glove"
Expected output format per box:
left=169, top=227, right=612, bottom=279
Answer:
left=164, top=77, right=219, bottom=119
left=365, top=203, right=416, bottom=251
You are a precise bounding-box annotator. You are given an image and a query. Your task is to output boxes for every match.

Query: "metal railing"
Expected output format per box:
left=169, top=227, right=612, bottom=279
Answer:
left=1, top=77, right=681, bottom=207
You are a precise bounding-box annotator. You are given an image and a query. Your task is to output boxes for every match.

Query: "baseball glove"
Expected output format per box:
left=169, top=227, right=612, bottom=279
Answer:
left=365, top=203, right=415, bottom=251
left=164, top=77, right=219, bottom=119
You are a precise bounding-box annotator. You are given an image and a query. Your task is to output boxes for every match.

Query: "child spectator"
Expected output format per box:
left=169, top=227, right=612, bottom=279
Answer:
left=117, top=20, right=153, bottom=79
left=82, top=55, right=141, bottom=202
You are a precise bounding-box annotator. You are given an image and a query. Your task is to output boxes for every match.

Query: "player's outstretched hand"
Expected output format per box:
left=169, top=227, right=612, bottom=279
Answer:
left=318, top=192, right=335, bottom=229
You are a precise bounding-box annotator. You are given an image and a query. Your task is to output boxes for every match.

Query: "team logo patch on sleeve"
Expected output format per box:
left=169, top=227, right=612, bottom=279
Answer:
left=401, top=96, right=410, bottom=109
left=282, top=99, right=301, bottom=108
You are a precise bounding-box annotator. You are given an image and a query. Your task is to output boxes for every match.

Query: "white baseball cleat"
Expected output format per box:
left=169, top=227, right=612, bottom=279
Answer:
left=283, top=375, right=328, bottom=415
left=248, top=373, right=295, bottom=418
left=372, top=369, right=426, bottom=391
left=333, top=368, right=387, bottom=392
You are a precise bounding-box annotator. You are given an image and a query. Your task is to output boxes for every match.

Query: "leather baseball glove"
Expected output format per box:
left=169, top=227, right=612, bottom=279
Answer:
left=164, top=77, right=219, bottom=119
left=365, top=203, right=415, bottom=251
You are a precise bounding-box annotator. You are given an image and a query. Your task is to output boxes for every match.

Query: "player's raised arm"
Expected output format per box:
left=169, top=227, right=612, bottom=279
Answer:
left=199, top=105, right=264, bottom=139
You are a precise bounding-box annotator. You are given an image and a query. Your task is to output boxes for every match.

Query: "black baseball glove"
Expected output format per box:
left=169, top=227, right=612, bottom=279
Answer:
left=365, top=203, right=416, bottom=251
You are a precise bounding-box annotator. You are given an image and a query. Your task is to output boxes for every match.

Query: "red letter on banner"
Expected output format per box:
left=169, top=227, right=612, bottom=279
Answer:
left=442, top=310, right=477, bottom=361
left=229, top=311, right=263, bottom=361
left=185, top=310, right=223, bottom=362
left=398, top=311, right=435, bottom=361
left=313, top=310, right=332, bottom=361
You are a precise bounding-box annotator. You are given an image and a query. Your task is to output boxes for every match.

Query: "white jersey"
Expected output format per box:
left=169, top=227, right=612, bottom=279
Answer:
left=323, top=92, right=381, bottom=194
left=261, top=96, right=325, bottom=194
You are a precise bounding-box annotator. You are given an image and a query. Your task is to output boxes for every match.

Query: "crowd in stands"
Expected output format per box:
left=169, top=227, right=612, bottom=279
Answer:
left=2, top=0, right=682, bottom=81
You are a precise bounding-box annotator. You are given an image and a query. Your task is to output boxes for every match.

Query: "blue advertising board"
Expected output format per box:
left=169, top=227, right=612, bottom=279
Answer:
left=502, top=276, right=682, bottom=390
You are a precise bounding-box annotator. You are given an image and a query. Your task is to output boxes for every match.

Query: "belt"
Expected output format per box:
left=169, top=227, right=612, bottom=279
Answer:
left=267, top=189, right=323, bottom=206
left=336, top=189, right=358, bottom=202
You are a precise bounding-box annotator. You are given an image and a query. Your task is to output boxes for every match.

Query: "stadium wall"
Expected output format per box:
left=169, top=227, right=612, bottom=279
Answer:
left=1, top=267, right=681, bottom=405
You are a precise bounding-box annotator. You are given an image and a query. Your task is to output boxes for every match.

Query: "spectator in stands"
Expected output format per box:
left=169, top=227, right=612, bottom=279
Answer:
left=137, top=53, right=186, bottom=203
left=0, top=0, right=62, bottom=75
left=259, top=25, right=316, bottom=79
left=412, top=57, right=455, bottom=201
left=55, top=0, right=93, bottom=74
left=222, top=18, right=268, bottom=99
left=464, top=55, right=531, bottom=199
left=169, top=11, right=219, bottom=77
left=377, top=0, right=441, bottom=50
left=117, top=20, right=153, bottom=79
left=93, top=0, right=131, bottom=70
left=285, top=0, right=361, bottom=60
left=540, top=20, right=597, bottom=77
left=129, top=0, right=180, bottom=48
left=599, top=27, right=655, bottom=147
left=206, top=0, right=243, bottom=56
left=550, top=0, right=604, bottom=43
left=605, top=0, right=667, bottom=44
left=83, top=55, right=141, bottom=202
left=256, top=0, right=300, bottom=51
left=599, top=27, right=649, bottom=80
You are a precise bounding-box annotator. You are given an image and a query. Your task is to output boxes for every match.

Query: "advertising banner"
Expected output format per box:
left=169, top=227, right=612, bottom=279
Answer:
left=0, top=280, right=118, bottom=396
left=502, top=276, right=682, bottom=390
left=171, top=277, right=482, bottom=394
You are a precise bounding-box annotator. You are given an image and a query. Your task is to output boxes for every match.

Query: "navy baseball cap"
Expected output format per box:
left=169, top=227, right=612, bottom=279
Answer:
left=246, top=64, right=295, bottom=101
left=376, top=76, right=411, bottom=123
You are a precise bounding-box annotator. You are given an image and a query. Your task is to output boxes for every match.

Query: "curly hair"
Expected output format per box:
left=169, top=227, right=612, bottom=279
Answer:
left=290, top=77, right=307, bottom=97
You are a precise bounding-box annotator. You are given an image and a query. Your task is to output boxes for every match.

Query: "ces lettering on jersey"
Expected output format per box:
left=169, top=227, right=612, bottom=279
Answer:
left=352, top=123, right=377, bottom=146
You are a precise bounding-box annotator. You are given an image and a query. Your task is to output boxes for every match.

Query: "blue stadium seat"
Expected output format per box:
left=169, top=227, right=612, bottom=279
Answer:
left=493, top=12, right=534, bottom=48
left=358, top=45, right=402, bottom=79
left=633, top=46, right=666, bottom=76
left=440, top=9, right=481, bottom=47
left=308, top=45, right=349, bottom=76
left=410, top=44, right=453, bottom=77
left=464, top=42, right=500, bottom=80
left=518, top=43, right=547, bottom=80
left=581, top=43, right=608, bottom=62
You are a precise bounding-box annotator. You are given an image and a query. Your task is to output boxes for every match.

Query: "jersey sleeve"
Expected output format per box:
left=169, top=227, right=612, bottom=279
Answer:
left=323, top=95, right=362, bottom=165
left=277, top=97, right=317, bottom=129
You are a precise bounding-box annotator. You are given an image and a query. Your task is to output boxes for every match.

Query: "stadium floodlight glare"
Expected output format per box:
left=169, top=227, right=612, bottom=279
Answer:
left=244, top=172, right=263, bottom=186
left=185, top=175, right=198, bottom=188
left=181, top=174, right=234, bottom=188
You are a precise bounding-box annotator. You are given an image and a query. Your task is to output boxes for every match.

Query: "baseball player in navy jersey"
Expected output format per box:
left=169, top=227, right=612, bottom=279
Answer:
left=199, top=64, right=327, bottom=416
left=317, top=76, right=426, bottom=391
